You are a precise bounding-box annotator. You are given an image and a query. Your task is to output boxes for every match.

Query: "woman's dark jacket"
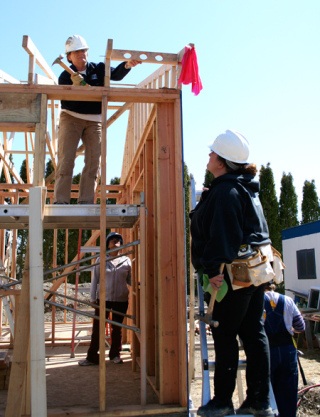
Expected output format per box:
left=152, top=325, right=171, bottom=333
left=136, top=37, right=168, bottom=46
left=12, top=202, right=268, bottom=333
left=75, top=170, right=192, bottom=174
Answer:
left=190, top=173, right=271, bottom=278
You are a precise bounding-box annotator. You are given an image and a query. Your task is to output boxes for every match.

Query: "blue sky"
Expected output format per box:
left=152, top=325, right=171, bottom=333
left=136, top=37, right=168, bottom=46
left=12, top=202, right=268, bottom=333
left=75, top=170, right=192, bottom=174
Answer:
left=2, top=0, right=320, bottom=212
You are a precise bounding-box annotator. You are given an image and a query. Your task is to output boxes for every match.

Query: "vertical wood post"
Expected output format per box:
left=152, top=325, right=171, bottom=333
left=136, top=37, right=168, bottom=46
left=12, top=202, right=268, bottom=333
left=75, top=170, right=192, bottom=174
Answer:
left=173, top=97, right=188, bottom=407
left=145, top=137, right=156, bottom=377
left=155, top=101, right=187, bottom=404
left=33, top=94, right=47, bottom=186
left=99, top=95, right=108, bottom=411
left=139, top=193, right=147, bottom=405
left=29, top=186, right=47, bottom=416
left=104, top=40, right=113, bottom=88
left=5, top=248, right=30, bottom=417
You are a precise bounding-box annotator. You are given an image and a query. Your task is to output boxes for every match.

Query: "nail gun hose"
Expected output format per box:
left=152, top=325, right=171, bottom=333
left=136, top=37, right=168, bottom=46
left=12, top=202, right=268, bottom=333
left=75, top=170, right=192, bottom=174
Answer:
left=297, top=384, right=320, bottom=407
left=297, top=355, right=307, bottom=386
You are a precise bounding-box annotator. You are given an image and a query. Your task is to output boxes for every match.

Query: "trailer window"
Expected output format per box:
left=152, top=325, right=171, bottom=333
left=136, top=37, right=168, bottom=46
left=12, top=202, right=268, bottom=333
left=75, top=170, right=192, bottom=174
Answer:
left=297, top=248, right=316, bottom=280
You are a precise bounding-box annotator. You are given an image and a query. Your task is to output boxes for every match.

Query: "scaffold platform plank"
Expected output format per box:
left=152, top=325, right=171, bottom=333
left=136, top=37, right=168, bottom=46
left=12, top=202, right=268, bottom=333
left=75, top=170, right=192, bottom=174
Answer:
left=0, top=204, right=139, bottom=229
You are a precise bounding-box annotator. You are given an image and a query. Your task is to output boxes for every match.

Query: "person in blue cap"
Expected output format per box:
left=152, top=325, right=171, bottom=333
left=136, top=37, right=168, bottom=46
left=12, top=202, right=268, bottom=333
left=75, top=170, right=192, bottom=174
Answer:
left=79, top=232, right=131, bottom=365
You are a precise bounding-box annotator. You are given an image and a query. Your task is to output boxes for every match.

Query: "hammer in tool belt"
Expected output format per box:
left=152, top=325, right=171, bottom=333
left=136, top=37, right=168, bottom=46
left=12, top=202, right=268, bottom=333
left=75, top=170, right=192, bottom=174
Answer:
left=52, top=54, right=87, bottom=86
left=195, top=264, right=225, bottom=328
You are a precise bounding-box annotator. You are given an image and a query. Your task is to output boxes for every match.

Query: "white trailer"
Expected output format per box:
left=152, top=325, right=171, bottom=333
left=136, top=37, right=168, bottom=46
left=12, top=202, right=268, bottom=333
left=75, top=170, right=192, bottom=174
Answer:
left=282, top=220, right=320, bottom=304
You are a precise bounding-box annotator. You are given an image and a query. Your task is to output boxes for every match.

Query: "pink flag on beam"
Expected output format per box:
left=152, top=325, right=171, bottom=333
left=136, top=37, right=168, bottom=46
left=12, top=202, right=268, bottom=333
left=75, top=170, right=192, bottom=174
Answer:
left=178, top=44, right=203, bottom=95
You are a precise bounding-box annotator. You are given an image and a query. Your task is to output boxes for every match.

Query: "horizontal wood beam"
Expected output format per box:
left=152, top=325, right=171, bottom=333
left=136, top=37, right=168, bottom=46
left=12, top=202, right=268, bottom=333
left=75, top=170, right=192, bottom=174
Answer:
left=0, top=84, right=180, bottom=103
left=110, top=49, right=179, bottom=65
left=0, top=123, right=36, bottom=132
left=46, top=404, right=187, bottom=417
left=0, top=289, right=20, bottom=296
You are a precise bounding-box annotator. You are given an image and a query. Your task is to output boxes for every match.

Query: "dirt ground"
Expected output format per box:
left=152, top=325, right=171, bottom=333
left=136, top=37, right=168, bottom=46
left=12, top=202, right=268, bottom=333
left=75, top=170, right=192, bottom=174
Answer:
left=0, top=342, right=161, bottom=416
left=0, top=286, right=187, bottom=416
left=189, top=331, right=320, bottom=417
left=1, top=328, right=319, bottom=416
left=1, top=295, right=320, bottom=416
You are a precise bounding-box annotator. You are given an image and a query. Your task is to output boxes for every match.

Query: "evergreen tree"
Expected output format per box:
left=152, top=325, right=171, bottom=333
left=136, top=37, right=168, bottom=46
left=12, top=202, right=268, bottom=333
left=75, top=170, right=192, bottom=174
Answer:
left=19, top=159, right=27, bottom=184
left=70, top=173, right=81, bottom=204
left=301, top=180, right=320, bottom=224
left=259, top=163, right=281, bottom=251
left=1, top=158, right=16, bottom=277
left=203, top=170, right=214, bottom=188
left=45, top=159, right=54, bottom=177
left=0, top=153, right=14, bottom=204
left=43, top=159, right=55, bottom=268
left=16, top=160, right=28, bottom=279
left=0, top=153, right=15, bottom=184
left=0, top=164, right=6, bottom=184
left=15, top=159, right=56, bottom=278
left=110, top=177, right=120, bottom=185
left=107, top=177, right=120, bottom=204
left=277, top=172, right=299, bottom=294
left=279, top=172, right=299, bottom=231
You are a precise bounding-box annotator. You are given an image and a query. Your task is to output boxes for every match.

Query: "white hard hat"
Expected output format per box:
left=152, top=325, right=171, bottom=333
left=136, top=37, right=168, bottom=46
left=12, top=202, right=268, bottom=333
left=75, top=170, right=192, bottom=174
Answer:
left=209, top=129, right=249, bottom=164
left=65, top=35, right=89, bottom=54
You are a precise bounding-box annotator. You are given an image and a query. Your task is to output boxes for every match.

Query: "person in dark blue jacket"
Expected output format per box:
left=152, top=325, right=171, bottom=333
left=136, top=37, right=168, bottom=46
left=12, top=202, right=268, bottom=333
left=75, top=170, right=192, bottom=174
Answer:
left=190, top=130, right=274, bottom=417
left=264, top=283, right=305, bottom=417
left=53, top=35, right=140, bottom=204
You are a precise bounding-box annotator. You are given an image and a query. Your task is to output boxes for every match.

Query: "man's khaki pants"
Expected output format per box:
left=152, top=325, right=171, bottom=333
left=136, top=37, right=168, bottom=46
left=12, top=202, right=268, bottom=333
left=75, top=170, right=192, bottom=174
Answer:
left=54, top=112, right=102, bottom=204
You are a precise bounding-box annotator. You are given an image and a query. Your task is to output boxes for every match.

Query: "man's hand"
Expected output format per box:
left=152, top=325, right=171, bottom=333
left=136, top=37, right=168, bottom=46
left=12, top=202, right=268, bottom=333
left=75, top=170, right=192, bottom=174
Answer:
left=71, top=72, right=87, bottom=86
left=125, top=60, right=142, bottom=69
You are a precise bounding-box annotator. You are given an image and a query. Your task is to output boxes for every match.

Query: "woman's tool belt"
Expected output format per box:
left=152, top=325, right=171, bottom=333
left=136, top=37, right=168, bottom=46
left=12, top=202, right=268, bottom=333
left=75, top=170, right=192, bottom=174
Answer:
left=227, top=247, right=275, bottom=288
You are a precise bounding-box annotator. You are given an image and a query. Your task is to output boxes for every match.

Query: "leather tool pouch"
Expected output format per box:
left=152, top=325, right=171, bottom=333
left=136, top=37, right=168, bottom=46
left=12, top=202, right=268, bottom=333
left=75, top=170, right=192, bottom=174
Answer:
left=228, top=248, right=275, bottom=289
left=231, top=262, right=251, bottom=287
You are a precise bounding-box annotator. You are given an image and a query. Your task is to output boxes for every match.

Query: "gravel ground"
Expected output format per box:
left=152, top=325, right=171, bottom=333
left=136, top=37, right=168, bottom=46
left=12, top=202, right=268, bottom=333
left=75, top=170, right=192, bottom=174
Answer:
left=3, top=284, right=319, bottom=416
left=44, top=282, right=93, bottom=323
left=189, top=328, right=320, bottom=417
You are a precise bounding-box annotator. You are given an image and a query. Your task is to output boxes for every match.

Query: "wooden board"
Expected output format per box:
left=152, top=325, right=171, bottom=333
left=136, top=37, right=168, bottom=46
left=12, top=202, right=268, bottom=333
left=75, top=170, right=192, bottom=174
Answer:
left=0, top=93, right=41, bottom=123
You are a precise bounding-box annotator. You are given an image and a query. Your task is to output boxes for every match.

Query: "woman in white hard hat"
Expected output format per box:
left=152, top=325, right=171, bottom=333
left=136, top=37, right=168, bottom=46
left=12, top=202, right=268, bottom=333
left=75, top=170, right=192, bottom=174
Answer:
left=79, top=232, right=131, bottom=365
left=54, top=35, right=141, bottom=204
left=190, top=130, right=274, bottom=417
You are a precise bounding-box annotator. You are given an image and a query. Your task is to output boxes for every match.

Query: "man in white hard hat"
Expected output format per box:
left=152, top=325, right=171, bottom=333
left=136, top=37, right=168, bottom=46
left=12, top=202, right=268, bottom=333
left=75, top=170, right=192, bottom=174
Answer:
left=53, top=35, right=141, bottom=204
left=190, top=130, right=274, bottom=417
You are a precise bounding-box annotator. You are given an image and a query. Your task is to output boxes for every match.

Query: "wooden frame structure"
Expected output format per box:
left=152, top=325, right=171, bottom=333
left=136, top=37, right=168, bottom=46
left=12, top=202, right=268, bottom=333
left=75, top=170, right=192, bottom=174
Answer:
left=0, top=36, right=188, bottom=416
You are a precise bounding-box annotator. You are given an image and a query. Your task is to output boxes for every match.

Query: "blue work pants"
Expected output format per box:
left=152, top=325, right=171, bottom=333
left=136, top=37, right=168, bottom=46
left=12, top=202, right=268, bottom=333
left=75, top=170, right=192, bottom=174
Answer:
left=270, top=344, right=298, bottom=417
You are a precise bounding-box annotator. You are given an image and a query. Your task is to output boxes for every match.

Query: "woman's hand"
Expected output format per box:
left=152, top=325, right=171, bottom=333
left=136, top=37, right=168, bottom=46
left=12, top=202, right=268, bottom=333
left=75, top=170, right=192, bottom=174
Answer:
left=209, top=274, right=224, bottom=290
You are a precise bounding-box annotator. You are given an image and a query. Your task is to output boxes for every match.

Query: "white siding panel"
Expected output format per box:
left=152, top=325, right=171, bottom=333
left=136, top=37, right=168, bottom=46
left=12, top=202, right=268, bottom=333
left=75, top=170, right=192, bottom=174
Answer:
left=283, top=233, right=320, bottom=297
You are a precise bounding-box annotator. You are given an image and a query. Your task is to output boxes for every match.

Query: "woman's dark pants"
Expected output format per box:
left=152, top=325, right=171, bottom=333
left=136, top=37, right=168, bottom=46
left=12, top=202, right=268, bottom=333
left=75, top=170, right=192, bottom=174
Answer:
left=86, top=300, right=129, bottom=363
left=211, top=281, right=270, bottom=406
